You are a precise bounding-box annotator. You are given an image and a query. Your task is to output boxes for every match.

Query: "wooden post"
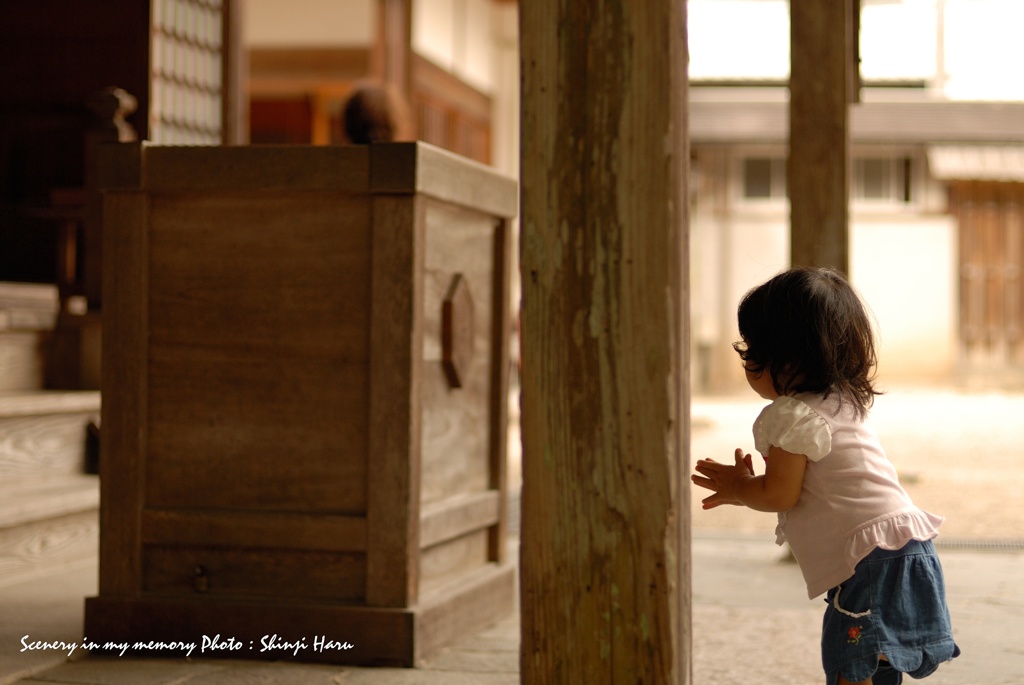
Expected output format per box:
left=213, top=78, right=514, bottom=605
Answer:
left=83, top=87, right=137, bottom=310
left=222, top=0, right=248, bottom=145
left=789, top=0, right=857, bottom=272
left=374, top=0, right=413, bottom=101
left=519, top=2, right=690, bottom=683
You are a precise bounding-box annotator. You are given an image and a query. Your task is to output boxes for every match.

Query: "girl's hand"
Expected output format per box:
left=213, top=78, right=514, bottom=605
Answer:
left=691, top=448, right=754, bottom=509
left=692, top=445, right=808, bottom=513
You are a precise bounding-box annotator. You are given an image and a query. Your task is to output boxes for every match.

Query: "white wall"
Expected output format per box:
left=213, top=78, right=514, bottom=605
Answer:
left=412, top=0, right=495, bottom=93
left=851, top=216, right=957, bottom=384
left=245, top=0, right=374, bottom=46
left=695, top=209, right=958, bottom=392
left=413, top=0, right=455, bottom=66
left=490, top=3, right=518, bottom=179
left=693, top=210, right=790, bottom=391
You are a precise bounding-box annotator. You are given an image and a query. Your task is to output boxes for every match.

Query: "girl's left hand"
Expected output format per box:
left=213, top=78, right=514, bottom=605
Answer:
left=691, top=448, right=755, bottom=509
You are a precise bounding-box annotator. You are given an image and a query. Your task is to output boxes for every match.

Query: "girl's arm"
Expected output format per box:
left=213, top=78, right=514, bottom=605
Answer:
left=691, top=445, right=806, bottom=512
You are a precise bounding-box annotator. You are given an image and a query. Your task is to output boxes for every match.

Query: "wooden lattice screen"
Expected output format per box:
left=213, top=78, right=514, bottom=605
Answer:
left=151, top=0, right=225, bottom=145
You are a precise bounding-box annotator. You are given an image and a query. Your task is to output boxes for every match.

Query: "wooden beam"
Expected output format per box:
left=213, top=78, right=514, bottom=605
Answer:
left=519, top=1, right=690, bottom=682
left=789, top=0, right=856, bottom=272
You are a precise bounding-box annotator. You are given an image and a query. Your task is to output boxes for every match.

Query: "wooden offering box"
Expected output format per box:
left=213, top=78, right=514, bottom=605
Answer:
left=84, top=142, right=517, bottom=666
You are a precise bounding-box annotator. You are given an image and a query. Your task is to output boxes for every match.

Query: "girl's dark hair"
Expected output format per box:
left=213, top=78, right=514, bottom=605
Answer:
left=733, top=267, right=880, bottom=416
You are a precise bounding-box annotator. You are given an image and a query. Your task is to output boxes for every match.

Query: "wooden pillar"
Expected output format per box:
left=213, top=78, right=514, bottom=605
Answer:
left=221, top=0, right=248, bottom=145
left=374, top=0, right=413, bottom=100
left=789, top=0, right=858, bottom=272
left=519, top=1, right=690, bottom=683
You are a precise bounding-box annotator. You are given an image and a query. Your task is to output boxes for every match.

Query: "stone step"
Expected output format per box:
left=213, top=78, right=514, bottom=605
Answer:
left=0, top=390, right=102, bottom=588
left=0, top=476, right=99, bottom=589
left=0, top=391, right=101, bottom=478
left=0, top=282, right=60, bottom=393
left=0, top=282, right=59, bottom=331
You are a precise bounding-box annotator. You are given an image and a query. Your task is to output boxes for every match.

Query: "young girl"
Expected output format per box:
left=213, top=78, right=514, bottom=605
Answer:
left=691, top=267, right=960, bottom=685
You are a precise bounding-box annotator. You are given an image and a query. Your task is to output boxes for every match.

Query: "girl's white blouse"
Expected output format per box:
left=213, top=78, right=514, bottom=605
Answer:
left=753, top=394, right=943, bottom=599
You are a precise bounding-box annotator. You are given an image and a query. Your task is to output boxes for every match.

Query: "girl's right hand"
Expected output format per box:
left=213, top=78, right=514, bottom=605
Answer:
left=691, top=448, right=756, bottom=509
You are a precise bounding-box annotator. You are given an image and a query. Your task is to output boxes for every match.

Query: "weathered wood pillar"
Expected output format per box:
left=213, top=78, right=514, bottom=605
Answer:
left=789, top=0, right=858, bottom=271
left=519, top=1, right=690, bottom=683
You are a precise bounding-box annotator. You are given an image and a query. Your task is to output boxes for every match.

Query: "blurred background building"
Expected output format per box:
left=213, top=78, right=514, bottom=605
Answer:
left=6, top=0, right=1024, bottom=396
left=0, top=0, right=519, bottom=392
left=688, top=0, right=1024, bottom=392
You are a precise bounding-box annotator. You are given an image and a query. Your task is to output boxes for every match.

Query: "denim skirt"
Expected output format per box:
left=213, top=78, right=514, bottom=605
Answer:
left=822, top=539, right=960, bottom=685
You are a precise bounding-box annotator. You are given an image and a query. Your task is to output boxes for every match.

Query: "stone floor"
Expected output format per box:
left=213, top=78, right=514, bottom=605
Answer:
left=3, top=386, right=1023, bottom=684
left=3, top=536, right=1022, bottom=685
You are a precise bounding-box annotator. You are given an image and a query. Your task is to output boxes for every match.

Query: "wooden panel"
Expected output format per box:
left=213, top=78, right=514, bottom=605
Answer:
left=249, top=98, right=313, bottom=145
left=418, top=529, right=489, bottom=598
left=365, top=194, right=423, bottom=607
left=146, top=355, right=369, bottom=511
left=411, top=55, right=491, bottom=128
left=419, top=491, right=499, bottom=549
left=952, top=181, right=1024, bottom=374
left=141, top=510, right=366, bottom=552
left=144, top=192, right=372, bottom=513
left=146, top=194, right=371, bottom=360
left=410, top=54, right=492, bottom=165
left=143, top=546, right=366, bottom=601
left=420, top=201, right=496, bottom=504
left=413, top=563, right=516, bottom=663
left=247, top=48, right=372, bottom=146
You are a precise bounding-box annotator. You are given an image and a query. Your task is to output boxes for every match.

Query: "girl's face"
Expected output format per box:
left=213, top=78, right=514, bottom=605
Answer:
left=744, top=364, right=779, bottom=400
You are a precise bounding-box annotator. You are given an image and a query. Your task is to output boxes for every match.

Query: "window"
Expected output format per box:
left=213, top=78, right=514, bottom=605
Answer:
left=852, top=157, right=913, bottom=203
left=739, top=154, right=914, bottom=205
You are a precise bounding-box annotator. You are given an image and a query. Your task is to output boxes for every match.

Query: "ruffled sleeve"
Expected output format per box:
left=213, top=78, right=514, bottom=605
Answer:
left=753, top=396, right=831, bottom=461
